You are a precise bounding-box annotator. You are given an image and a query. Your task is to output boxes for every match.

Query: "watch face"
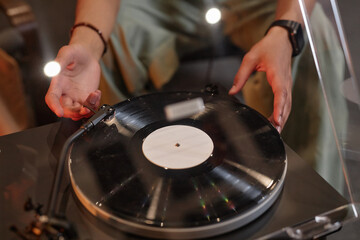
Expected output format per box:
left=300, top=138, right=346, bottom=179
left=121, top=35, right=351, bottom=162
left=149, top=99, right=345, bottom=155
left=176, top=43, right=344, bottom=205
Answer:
left=290, top=21, right=304, bottom=56
left=296, top=26, right=305, bottom=56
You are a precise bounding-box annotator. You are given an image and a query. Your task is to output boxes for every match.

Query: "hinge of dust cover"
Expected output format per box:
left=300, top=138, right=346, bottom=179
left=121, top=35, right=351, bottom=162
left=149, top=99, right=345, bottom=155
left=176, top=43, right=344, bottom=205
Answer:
left=257, top=203, right=360, bottom=240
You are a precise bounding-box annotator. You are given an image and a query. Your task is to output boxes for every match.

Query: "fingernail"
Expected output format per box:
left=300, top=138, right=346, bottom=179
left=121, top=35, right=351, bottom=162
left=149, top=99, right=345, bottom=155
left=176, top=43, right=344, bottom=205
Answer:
left=89, top=95, right=97, bottom=105
left=276, top=126, right=281, bottom=133
left=80, top=107, right=89, bottom=115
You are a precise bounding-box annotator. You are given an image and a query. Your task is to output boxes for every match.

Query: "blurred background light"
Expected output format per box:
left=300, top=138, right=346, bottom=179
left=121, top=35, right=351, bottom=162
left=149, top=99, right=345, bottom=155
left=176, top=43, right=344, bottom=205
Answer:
left=43, top=61, right=61, bottom=77
left=205, top=8, right=221, bottom=24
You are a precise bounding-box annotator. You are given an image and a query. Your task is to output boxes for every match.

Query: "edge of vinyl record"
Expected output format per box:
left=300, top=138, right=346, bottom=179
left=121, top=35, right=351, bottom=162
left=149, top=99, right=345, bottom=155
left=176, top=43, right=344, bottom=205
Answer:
left=68, top=154, right=288, bottom=239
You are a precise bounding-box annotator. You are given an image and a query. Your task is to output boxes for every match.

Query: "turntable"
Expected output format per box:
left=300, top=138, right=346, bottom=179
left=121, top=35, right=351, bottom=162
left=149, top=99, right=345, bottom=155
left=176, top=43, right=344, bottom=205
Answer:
left=0, top=90, right=352, bottom=240
left=67, top=91, right=286, bottom=239
left=2, top=0, right=360, bottom=237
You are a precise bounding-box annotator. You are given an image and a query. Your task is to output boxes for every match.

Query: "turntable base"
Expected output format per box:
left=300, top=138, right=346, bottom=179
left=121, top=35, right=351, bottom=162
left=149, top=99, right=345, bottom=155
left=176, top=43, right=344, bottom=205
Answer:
left=0, top=108, right=349, bottom=240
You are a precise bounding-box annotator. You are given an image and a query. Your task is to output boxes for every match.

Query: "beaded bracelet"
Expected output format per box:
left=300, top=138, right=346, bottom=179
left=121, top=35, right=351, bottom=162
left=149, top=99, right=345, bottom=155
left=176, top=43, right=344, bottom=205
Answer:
left=70, top=22, right=108, bottom=56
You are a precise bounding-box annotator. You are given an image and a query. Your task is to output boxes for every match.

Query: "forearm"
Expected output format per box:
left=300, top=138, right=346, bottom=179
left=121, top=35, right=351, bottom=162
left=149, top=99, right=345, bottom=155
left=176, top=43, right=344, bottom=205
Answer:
left=70, top=0, right=121, bottom=60
left=275, top=0, right=316, bottom=24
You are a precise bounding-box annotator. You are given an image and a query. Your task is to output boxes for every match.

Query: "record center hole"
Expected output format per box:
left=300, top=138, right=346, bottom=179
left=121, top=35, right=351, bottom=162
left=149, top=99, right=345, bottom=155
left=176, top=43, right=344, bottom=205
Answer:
left=175, top=143, right=180, bottom=147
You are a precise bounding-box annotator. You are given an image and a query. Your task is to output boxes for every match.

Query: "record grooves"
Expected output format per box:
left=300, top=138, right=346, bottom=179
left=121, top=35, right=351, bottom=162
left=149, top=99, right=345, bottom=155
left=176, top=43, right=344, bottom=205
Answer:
left=68, top=91, right=287, bottom=239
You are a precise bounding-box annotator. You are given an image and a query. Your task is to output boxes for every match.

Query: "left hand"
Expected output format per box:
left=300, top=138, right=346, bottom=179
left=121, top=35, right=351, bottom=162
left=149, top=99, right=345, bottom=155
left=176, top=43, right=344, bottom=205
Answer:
left=45, top=44, right=102, bottom=121
left=229, top=26, right=293, bottom=132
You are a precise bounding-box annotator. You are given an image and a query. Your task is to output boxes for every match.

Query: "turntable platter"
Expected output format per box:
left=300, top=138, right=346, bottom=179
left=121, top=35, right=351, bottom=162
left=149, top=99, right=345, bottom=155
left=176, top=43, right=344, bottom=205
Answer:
left=68, top=92, right=287, bottom=239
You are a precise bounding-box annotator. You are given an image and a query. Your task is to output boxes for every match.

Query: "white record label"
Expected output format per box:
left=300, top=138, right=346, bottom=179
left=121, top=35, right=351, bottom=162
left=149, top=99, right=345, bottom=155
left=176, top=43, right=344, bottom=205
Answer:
left=142, top=125, right=214, bottom=169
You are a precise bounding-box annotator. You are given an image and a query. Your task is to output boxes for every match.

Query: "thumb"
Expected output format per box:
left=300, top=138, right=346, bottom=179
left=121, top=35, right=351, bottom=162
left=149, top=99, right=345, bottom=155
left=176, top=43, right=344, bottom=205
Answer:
left=79, top=90, right=102, bottom=116
left=55, top=45, right=77, bottom=72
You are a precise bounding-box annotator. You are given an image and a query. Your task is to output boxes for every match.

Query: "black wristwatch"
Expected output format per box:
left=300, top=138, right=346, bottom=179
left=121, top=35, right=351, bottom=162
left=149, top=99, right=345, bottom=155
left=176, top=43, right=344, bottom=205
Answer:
left=266, top=20, right=305, bottom=57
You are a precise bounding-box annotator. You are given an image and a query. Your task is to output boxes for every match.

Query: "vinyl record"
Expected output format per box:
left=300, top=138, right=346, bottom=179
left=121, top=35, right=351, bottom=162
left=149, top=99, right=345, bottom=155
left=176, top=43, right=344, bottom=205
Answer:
left=68, top=91, right=287, bottom=239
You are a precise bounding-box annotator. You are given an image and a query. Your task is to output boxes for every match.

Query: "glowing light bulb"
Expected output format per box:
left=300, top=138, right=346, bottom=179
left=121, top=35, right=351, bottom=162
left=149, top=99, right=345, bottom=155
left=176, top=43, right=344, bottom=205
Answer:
left=44, top=61, right=61, bottom=77
left=205, top=8, right=221, bottom=24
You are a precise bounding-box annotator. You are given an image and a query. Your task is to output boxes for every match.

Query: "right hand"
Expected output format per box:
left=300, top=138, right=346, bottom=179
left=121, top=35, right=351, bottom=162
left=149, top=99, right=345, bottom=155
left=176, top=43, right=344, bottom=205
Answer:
left=45, top=44, right=102, bottom=121
left=229, top=27, right=293, bottom=133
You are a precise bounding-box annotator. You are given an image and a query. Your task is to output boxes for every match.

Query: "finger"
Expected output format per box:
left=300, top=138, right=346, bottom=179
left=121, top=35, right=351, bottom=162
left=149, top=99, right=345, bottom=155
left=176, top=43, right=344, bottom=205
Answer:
left=76, top=90, right=101, bottom=118
left=45, top=83, right=64, bottom=117
left=280, top=90, right=292, bottom=130
left=79, top=107, right=91, bottom=116
left=85, top=90, right=101, bottom=107
left=44, top=48, right=75, bottom=118
left=229, top=53, right=258, bottom=95
left=268, top=73, right=291, bottom=129
left=71, top=116, right=84, bottom=121
left=267, top=113, right=281, bottom=133
left=269, top=93, right=291, bottom=133
left=61, top=95, right=75, bottom=108
left=82, top=90, right=102, bottom=112
left=60, top=96, right=83, bottom=119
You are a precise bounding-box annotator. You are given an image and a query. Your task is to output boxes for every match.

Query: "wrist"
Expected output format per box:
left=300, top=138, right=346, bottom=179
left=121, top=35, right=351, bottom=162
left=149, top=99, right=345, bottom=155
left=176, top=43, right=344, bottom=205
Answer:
left=69, top=23, right=107, bottom=60
left=266, top=27, right=293, bottom=53
left=266, top=20, right=305, bottom=57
